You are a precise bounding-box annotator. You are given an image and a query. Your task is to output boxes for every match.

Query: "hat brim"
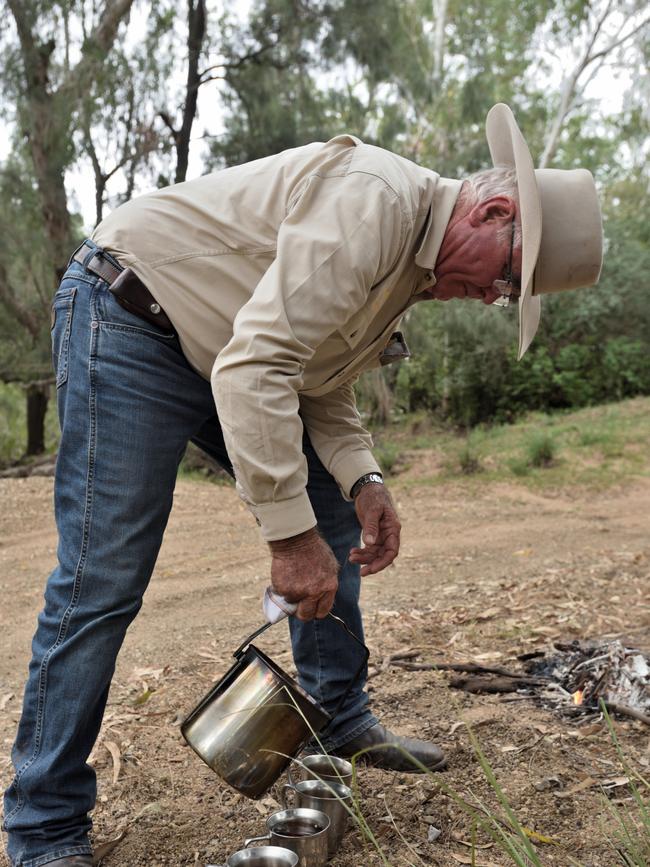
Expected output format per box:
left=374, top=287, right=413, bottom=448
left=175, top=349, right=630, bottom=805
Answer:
left=485, top=103, right=541, bottom=360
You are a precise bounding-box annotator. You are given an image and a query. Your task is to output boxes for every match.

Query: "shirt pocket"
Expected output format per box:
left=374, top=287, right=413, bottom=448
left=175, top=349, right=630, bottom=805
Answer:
left=51, top=286, right=77, bottom=388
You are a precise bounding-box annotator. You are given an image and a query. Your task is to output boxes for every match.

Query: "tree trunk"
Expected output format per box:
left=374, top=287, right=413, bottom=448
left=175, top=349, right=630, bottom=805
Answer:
left=25, top=382, right=49, bottom=456
left=175, top=0, right=207, bottom=183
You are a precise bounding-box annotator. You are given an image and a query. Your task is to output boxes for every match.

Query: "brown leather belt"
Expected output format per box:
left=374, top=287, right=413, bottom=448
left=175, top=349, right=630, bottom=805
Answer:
left=72, top=241, right=174, bottom=333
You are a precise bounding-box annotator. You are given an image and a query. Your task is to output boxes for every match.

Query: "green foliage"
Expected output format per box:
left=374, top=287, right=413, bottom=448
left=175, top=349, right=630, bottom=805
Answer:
left=0, top=0, right=648, bottom=458
left=373, top=441, right=402, bottom=476
left=525, top=431, right=557, bottom=467
left=0, top=382, right=59, bottom=463
left=458, top=440, right=482, bottom=474
left=600, top=703, right=650, bottom=866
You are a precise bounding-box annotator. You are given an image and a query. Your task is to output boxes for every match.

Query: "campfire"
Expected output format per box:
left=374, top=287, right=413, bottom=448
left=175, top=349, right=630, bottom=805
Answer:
left=523, top=639, right=650, bottom=722
left=377, top=639, right=650, bottom=725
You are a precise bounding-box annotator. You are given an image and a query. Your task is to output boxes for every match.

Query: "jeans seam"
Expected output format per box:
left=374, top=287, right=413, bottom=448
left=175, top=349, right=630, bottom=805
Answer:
left=5, top=315, right=98, bottom=826
left=326, top=717, right=377, bottom=751
left=99, top=321, right=176, bottom=340
left=21, top=843, right=93, bottom=867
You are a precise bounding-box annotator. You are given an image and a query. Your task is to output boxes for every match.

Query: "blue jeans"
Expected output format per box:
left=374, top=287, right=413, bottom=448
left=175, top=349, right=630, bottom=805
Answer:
left=3, top=242, right=376, bottom=866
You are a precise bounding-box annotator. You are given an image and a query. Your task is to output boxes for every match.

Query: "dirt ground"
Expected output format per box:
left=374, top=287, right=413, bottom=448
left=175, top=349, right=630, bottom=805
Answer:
left=1, top=466, right=649, bottom=866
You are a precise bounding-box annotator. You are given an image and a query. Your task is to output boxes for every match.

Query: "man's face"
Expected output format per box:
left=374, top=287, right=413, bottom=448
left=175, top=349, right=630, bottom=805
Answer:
left=428, top=194, right=521, bottom=305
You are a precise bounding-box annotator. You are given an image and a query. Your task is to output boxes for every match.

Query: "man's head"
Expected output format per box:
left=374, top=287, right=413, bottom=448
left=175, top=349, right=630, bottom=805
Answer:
left=431, top=167, right=522, bottom=306
left=431, top=104, right=603, bottom=360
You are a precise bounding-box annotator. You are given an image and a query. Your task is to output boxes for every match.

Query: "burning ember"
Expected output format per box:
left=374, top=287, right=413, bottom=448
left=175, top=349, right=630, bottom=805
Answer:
left=524, top=639, right=650, bottom=720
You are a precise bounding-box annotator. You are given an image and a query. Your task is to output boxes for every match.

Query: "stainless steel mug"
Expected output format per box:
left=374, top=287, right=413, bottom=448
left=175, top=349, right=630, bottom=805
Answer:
left=281, top=778, right=353, bottom=856
left=223, top=846, right=299, bottom=866
left=245, top=808, right=329, bottom=867
left=288, top=754, right=353, bottom=789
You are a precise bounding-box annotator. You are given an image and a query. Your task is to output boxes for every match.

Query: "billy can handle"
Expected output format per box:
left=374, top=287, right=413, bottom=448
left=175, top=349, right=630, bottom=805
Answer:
left=232, top=590, right=369, bottom=721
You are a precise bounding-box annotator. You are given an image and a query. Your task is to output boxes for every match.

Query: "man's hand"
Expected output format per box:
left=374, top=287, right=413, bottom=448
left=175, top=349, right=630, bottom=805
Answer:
left=269, top=527, right=339, bottom=621
left=349, top=483, right=401, bottom=576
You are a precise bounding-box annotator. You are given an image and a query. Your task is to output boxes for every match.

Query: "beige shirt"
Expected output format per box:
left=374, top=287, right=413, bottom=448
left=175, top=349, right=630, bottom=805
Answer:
left=92, top=135, right=461, bottom=540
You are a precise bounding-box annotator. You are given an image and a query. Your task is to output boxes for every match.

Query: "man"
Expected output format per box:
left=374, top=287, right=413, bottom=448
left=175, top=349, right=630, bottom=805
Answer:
left=4, top=103, right=602, bottom=866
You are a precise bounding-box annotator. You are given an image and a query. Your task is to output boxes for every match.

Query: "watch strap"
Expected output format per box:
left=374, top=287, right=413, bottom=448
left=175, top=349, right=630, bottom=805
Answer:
left=350, top=472, right=384, bottom=499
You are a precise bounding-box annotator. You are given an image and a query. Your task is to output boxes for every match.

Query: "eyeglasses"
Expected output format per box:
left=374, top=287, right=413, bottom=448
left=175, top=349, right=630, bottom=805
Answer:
left=492, top=218, right=519, bottom=308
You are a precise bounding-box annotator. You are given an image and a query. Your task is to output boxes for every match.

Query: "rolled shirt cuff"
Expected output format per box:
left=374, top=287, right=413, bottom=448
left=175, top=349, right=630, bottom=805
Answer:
left=252, top=491, right=318, bottom=542
left=330, top=449, right=382, bottom=500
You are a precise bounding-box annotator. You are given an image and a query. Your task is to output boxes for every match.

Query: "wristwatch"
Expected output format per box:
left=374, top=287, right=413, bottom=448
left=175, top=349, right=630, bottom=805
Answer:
left=350, top=472, right=384, bottom=499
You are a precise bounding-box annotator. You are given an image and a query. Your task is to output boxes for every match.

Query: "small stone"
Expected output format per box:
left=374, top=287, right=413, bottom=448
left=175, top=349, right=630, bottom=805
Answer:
left=427, top=825, right=442, bottom=842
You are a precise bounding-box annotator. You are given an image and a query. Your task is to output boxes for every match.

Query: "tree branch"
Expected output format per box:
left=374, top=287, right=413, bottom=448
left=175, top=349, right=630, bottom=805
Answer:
left=197, top=40, right=281, bottom=81
left=0, top=261, right=41, bottom=340
left=537, top=0, right=642, bottom=169
left=65, top=0, right=137, bottom=95
left=588, top=16, right=650, bottom=64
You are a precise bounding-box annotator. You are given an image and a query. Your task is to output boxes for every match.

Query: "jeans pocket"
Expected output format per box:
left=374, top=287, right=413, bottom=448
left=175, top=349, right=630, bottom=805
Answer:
left=98, top=285, right=176, bottom=341
left=51, top=286, right=77, bottom=388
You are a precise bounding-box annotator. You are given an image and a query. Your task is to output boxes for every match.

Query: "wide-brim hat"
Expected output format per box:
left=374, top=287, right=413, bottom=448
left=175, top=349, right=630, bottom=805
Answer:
left=485, top=104, right=603, bottom=359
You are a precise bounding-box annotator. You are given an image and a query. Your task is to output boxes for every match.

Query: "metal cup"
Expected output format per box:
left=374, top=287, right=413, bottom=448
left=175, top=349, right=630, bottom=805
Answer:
left=245, top=808, right=329, bottom=867
left=225, top=846, right=299, bottom=866
left=288, top=754, right=353, bottom=789
left=281, top=778, right=353, bottom=856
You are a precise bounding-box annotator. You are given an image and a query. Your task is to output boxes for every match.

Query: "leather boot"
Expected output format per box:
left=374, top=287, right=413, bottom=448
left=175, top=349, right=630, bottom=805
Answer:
left=41, top=857, right=93, bottom=866
left=337, top=723, right=447, bottom=772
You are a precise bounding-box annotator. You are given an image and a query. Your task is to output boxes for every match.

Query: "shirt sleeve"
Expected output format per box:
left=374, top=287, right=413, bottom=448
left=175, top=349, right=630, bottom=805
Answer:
left=211, top=172, right=402, bottom=541
left=299, top=380, right=381, bottom=500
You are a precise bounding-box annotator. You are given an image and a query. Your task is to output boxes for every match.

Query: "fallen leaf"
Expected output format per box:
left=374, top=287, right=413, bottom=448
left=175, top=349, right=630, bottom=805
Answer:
left=133, top=801, right=163, bottom=819
left=522, top=827, right=558, bottom=844
left=456, top=839, right=494, bottom=850
left=133, top=689, right=154, bottom=706
left=602, top=776, right=631, bottom=789
left=476, top=607, right=501, bottom=621
left=576, top=722, right=604, bottom=737
left=554, top=777, right=597, bottom=798
left=104, top=740, right=122, bottom=785
left=449, top=721, right=465, bottom=735
left=532, top=626, right=559, bottom=636
left=92, top=830, right=127, bottom=863
left=449, top=853, right=500, bottom=866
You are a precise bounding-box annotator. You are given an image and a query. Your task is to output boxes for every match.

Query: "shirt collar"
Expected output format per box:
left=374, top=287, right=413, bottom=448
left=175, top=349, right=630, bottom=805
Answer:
left=414, top=176, right=463, bottom=279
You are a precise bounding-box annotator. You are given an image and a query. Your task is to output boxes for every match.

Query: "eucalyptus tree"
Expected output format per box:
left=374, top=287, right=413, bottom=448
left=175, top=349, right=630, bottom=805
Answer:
left=0, top=0, right=174, bottom=457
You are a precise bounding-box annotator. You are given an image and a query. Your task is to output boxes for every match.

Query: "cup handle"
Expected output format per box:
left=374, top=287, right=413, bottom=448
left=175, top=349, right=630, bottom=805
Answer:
left=280, top=782, right=296, bottom=809
left=244, top=834, right=270, bottom=847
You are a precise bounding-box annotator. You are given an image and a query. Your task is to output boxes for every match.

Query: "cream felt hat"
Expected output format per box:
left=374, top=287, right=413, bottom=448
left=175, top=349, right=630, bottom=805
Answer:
left=485, top=103, right=603, bottom=359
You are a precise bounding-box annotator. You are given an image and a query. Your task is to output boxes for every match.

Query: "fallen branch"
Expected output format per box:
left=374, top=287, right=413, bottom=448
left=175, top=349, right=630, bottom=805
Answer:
left=390, top=659, right=550, bottom=679
left=603, top=701, right=650, bottom=727
left=450, top=675, right=549, bottom=694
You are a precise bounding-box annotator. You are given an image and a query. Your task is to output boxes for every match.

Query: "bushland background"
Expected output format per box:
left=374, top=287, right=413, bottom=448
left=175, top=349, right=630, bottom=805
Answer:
left=0, top=0, right=648, bottom=463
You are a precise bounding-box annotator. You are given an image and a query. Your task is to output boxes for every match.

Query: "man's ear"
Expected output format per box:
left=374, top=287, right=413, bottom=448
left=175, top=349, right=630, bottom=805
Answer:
left=468, top=195, right=517, bottom=227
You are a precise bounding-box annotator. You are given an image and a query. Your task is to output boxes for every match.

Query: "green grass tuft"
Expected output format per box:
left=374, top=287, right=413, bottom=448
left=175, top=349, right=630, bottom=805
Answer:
left=526, top=431, right=557, bottom=467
